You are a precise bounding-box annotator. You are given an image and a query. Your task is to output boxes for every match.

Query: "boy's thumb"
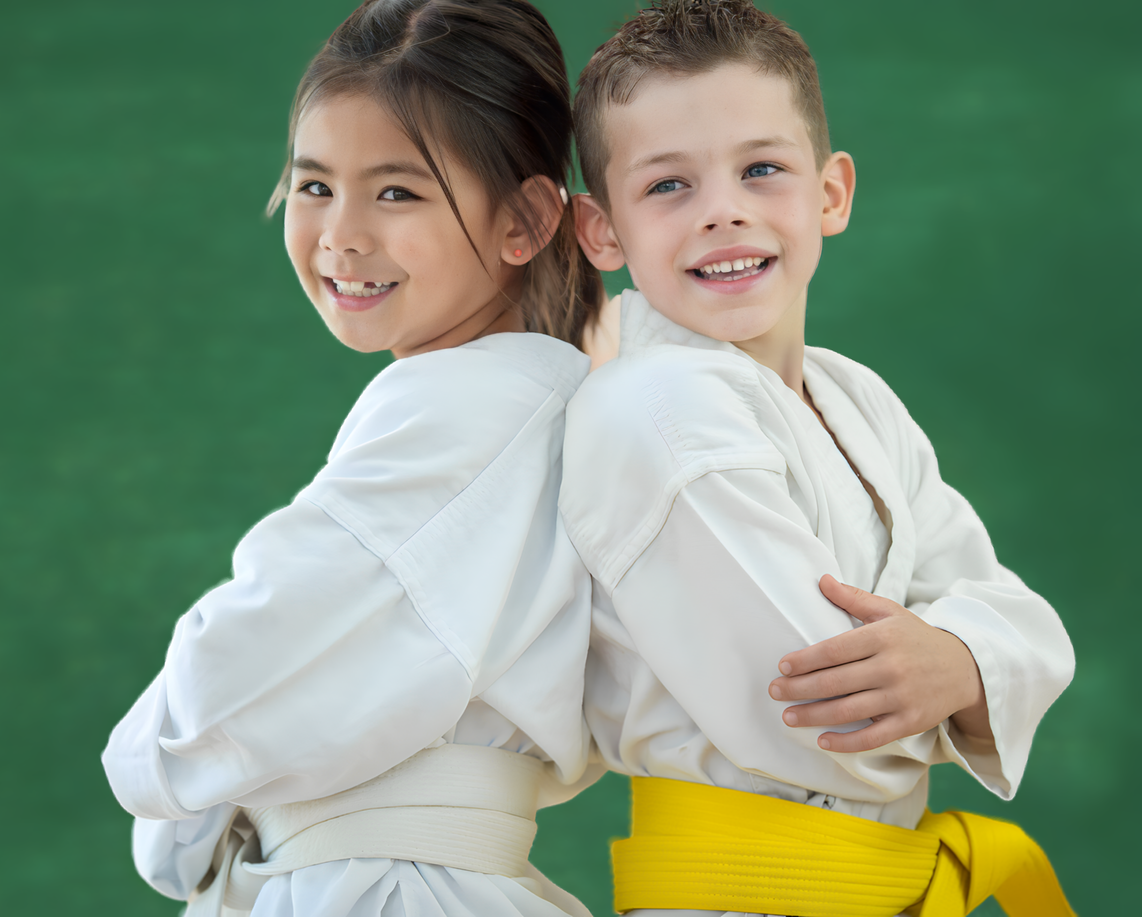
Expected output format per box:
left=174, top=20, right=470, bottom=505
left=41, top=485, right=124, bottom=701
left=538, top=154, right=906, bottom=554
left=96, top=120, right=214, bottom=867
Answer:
left=819, top=574, right=880, bottom=621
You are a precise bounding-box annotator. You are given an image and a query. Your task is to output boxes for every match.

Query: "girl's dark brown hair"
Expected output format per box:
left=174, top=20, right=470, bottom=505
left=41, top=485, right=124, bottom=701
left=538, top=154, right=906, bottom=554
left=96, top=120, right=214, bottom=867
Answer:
left=269, top=0, right=603, bottom=346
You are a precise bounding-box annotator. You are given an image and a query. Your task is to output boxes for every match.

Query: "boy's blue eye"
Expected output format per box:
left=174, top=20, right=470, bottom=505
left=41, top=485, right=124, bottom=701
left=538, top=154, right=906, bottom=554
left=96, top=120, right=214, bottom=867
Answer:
left=299, top=180, right=332, bottom=197
left=381, top=187, right=416, bottom=202
left=651, top=179, right=683, bottom=195
left=746, top=163, right=779, bottom=179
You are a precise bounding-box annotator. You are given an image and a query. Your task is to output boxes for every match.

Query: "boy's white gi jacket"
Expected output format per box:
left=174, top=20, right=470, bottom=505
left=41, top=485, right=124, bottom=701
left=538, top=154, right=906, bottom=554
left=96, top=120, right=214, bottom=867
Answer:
left=560, top=292, right=1075, bottom=832
left=102, top=333, right=596, bottom=917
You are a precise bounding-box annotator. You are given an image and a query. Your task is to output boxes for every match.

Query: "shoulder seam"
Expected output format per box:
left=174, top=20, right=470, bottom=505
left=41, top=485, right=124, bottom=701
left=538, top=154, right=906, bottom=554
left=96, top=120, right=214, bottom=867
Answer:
left=305, top=389, right=565, bottom=678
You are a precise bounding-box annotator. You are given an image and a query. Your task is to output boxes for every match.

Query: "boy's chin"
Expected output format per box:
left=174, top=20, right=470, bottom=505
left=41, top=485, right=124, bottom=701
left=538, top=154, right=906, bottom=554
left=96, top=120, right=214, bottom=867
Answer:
left=654, top=296, right=784, bottom=346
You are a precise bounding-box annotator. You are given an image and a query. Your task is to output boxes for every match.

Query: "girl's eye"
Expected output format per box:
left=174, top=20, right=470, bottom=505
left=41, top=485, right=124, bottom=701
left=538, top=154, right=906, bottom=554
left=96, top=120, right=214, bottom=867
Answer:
left=380, top=187, right=417, bottom=202
left=299, top=180, right=332, bottom=197
left=745, top=163, right=779, bottom=179
left=650, top=179, right=684, bottom=195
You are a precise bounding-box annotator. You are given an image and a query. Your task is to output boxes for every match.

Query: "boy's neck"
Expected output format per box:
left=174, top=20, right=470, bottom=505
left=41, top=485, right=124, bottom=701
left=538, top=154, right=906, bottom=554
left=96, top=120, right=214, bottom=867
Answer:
left=727, top=288, right=809, bottom=404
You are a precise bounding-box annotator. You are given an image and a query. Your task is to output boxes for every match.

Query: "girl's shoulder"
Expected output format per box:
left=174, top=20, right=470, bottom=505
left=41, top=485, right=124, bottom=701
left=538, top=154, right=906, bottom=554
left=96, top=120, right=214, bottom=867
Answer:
left=330, top=333, right=589, bottom=461
left=305, top=335, right=588, bottom=561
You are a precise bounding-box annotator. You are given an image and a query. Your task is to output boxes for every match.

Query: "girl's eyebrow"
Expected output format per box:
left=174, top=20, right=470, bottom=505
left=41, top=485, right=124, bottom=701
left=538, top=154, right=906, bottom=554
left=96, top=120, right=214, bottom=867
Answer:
left=291, top=156, right=435, bottom=182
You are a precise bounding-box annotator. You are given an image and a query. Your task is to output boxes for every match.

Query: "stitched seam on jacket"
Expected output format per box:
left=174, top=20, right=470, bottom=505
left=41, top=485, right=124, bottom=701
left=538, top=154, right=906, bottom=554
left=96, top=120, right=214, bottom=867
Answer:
left=598, top=373, right=785, bottom=591
left=306, top=390, right=564, bottom=679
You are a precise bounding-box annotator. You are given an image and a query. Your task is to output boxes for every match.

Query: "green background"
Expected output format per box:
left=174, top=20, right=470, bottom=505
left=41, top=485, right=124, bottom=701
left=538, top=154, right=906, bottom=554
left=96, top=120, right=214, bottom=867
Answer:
left=1, top=0, right=1137, bottom=913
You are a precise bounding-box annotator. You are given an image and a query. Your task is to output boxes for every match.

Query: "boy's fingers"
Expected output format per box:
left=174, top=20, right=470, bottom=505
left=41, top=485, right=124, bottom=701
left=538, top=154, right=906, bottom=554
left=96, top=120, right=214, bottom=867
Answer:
left=776, top=624, right=880, bottom=677
left=778, top=688, right=889, bottom=730
left=818, top=575, right=893, bottom=623
left=770, top=656, right=879, bottom=702
left=817, top=718, right=907, bottom=754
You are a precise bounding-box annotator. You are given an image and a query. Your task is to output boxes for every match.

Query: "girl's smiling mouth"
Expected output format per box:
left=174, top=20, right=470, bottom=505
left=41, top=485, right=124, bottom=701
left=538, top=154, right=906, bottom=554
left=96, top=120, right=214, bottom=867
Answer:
left=324, top=276, right=399, bottom=311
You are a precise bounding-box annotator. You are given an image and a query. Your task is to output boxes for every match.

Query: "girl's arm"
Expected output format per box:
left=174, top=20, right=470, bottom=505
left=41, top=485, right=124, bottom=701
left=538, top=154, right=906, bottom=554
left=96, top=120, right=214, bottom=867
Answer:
left=102, top=498, right=473, bottom=819
left=105, top=343, right=590, bottom=820
left=130, top=804, right=236, bottom=900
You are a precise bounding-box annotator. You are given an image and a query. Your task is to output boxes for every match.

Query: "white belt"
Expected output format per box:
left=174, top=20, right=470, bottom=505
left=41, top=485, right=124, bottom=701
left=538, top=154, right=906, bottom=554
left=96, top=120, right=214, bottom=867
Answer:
left=186, top=744, right=544, bottom=916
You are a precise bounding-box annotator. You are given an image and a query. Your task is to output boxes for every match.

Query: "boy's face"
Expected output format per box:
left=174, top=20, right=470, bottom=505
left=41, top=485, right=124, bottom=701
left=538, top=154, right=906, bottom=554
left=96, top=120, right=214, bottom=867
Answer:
left=577, top=63, right=854, bottom=359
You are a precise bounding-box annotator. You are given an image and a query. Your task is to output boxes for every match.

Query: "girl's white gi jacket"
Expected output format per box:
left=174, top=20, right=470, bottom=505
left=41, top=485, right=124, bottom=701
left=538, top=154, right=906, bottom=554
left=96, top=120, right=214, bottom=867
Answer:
left=103, top=333, right=596, bottom=917
left=560, top=292, right=1075, bottom=831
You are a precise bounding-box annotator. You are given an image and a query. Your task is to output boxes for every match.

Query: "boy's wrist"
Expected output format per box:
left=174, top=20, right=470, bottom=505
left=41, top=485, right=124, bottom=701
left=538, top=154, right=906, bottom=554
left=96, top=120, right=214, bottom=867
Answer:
left=943, top=631, right=994, bottom=742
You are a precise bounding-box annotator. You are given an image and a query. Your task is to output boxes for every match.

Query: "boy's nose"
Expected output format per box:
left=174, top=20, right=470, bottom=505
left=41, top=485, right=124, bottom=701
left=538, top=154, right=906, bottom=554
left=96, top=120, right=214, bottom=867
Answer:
left=697, top=183, right=754, bottom=232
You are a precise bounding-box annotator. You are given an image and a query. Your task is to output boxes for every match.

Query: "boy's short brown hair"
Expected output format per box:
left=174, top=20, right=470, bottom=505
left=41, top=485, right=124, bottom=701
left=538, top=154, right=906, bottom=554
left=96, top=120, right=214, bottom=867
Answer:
left=574, top=0, right=831, bottom=210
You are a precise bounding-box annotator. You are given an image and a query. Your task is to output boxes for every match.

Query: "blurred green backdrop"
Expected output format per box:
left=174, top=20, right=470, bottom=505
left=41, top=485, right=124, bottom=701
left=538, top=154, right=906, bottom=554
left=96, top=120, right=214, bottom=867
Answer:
left=1, top=0, right=1137, bottom=913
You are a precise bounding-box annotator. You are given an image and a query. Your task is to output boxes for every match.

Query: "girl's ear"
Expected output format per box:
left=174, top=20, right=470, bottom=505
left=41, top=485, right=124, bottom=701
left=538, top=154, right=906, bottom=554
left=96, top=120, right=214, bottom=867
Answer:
left=574, top=194, right=626, bottom=272
left=821, top=151, right=856, bottom=237
left=502, top=176, right=564, bottom=264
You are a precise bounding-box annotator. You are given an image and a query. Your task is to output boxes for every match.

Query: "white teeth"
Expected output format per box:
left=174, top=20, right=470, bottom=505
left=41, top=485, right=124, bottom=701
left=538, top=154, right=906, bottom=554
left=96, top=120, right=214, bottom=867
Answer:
left=333, top=279, right=394, bottom=297
left=695, top=256, right=769, bottom=279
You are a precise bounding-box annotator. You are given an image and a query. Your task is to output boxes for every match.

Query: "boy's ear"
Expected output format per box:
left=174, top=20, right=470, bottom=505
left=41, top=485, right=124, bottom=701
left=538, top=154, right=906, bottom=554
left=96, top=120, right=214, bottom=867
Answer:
left=820, top=151, right=856, bottom=237
left=502, top=176, right=564, bottom=263
left=574, top=193, right=627, bottom=272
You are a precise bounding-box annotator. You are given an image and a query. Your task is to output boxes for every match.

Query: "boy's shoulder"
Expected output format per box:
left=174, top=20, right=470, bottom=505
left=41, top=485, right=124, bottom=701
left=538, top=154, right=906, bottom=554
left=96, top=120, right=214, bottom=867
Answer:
left=567, top=343, right=784, bottom=473
left=562, top=345, right=787, bottom=588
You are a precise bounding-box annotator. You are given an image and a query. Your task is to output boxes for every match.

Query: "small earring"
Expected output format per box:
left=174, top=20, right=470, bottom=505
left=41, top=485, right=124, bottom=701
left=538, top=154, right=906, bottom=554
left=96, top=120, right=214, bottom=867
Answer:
left=514, top=249, right=523, bottom=258
left=559, top=187, right=569, bottom=204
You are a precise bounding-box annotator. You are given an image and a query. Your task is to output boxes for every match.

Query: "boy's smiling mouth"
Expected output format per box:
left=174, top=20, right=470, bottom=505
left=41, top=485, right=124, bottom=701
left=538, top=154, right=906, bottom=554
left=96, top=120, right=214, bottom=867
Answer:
left=687, top=248, right=777, bottom=290
left=693, top=255, right=770, bottom=281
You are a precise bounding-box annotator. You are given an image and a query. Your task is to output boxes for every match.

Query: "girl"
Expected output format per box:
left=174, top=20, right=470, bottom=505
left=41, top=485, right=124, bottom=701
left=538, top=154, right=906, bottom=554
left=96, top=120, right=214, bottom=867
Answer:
left=102, top=2, right=604, bottom=916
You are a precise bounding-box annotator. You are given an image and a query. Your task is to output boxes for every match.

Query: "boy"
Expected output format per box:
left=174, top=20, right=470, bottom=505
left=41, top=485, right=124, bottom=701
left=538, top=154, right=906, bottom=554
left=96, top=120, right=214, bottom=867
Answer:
left=560, top=1, right=1075, bottom=914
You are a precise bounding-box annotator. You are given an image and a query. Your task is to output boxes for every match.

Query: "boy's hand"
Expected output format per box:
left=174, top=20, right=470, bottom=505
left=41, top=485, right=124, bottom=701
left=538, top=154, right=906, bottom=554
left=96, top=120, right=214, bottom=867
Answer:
left=767, top=575, right=994, bottom=753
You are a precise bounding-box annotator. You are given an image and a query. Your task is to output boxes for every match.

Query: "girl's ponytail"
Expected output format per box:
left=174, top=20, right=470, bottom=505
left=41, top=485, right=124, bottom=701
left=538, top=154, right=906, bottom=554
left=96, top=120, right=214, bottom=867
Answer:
left=522, top=197, right=604, bottom=348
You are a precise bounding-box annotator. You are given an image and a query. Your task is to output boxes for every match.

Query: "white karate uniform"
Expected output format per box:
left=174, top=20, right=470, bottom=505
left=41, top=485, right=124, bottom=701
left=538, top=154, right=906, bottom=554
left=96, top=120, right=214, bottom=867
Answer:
left=559, top=292, right=1075, bottom=917
left=102, top=332, right=598, bottom=917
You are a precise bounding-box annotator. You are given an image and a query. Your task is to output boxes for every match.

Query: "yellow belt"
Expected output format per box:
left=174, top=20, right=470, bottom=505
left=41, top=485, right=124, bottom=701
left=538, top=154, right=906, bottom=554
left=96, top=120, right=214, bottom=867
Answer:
left=612, top=777, right=1074, bottom=917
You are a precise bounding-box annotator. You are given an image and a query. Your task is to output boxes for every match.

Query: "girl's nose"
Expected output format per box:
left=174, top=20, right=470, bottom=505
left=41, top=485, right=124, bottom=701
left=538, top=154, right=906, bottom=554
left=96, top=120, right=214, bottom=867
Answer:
left=321, top=200, right=376, bottom=256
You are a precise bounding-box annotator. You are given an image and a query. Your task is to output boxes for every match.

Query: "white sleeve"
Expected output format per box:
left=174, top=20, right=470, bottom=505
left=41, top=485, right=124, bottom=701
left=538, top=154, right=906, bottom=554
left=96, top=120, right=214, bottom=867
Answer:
left=101, top=498, right=472, bottom=820
left=900, top=418, right=1075, bottom=798
left=130, top=804, right=236, bottom=900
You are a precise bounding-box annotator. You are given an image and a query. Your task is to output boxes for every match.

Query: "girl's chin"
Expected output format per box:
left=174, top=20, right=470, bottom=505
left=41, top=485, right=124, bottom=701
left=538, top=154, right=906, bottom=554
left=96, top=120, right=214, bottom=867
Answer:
left=316, top=311, right=397, bottom=354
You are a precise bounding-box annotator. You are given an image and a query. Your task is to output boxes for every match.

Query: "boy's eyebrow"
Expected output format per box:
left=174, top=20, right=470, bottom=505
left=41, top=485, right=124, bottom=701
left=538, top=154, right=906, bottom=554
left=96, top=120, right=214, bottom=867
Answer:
left=626, top=136, right=801, bottom=174
left=626, top=149, right=691, bottom=174
left=735, top=136, right=799, bottom=155
left=291, top=156, right=435, bottom=181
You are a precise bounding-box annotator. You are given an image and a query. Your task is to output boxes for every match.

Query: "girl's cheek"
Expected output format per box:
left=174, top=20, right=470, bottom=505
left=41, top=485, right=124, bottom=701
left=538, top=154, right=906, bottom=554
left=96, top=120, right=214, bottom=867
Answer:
left=283, top=208, right=317, bottom=277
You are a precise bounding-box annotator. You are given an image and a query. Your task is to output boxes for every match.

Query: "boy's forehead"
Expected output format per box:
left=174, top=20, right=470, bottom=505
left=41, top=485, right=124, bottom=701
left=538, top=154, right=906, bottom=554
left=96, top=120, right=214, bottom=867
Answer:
left=602, top=64, right=812, bottom=178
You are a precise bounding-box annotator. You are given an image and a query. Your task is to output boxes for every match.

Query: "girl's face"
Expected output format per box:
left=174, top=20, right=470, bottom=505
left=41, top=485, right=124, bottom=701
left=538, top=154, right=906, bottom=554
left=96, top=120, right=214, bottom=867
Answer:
left=284, top=94, right=524, bottom=357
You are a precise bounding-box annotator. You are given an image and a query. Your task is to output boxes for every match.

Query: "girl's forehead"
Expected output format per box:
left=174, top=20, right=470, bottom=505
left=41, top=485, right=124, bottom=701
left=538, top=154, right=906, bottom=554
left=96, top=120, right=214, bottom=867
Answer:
left=297, top=93, right=400, bottom=140
left=293, top=93, right=463, bottom=180
left=294, top=95, right=424, bottom=167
